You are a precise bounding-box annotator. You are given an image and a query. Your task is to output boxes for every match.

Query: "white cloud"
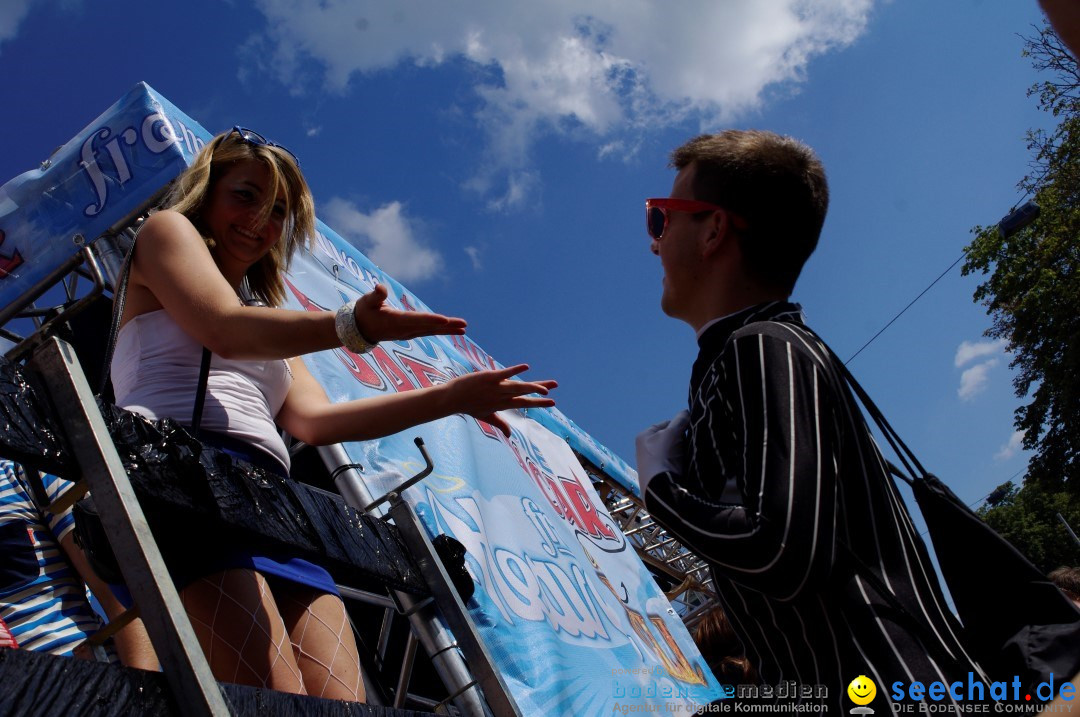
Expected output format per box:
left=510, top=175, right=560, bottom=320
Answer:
left=322, top=198, right=443, bottom=282
left=305, top=125, right=322, bottom=137
left=463, top=246, right=482, bottom=271
left=484, top=170, right=541, bottom=212
left=958, top=359, right=998, bottom=401
left=954, top=338, right=1007, bottom=368
left=597, top=139, right=640, bottom=162
left=247, top=0, right=874, bottom=202
left=0, top=0, right=33, bottom=53
left=994, top=430, right=1025, bottom=461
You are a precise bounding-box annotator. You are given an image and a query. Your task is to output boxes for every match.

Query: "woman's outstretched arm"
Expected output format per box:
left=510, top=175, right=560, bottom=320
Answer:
left=125, top=210, right=466, bottom=360
left=276, top=359, right=557, bottom=444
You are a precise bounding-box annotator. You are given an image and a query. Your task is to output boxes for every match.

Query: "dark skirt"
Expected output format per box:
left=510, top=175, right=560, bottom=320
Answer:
left=112, top=431, right=338, bottom=604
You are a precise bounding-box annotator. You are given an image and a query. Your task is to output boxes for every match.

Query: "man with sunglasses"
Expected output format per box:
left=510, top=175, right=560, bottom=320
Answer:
left=636, top=131, right=983, bottom=711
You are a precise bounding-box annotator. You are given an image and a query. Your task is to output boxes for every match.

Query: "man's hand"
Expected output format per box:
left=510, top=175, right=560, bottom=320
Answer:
left=353, top=284, right=468, bottom=342
left=635, top=410, right=690, bottom=494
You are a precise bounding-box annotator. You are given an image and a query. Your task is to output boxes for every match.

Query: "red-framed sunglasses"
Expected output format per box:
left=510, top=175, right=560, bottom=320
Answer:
left=645, top=197, right=726, bottom=240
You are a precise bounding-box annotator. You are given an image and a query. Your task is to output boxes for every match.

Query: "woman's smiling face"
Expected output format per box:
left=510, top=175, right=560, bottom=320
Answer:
left=202, top=159, right=287, bottom=282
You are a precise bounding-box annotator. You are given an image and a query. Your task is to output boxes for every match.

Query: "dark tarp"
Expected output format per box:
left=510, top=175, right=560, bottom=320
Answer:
left=0, top=356, right=70, bottom=475
left=0, top=355, right=427, bottom=595
left=98, top=402, right=427, bottom=594
left=0, top=647, right=437, bottom=716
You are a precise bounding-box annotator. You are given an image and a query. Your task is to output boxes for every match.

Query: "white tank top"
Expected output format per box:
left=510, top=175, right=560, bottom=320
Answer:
left=110, top=309, right=293, bottom=472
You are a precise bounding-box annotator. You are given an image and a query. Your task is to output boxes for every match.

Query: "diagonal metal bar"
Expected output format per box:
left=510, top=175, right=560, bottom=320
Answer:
left=29, top=337, right=229, bottom=716
left=321, top=443, right=495, bottom=716
left=388, top=497, right=522, bottom=717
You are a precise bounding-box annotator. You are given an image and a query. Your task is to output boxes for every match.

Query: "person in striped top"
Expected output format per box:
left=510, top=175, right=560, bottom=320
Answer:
left=636, top=131, right=985, bottom=713
left=0, top=459, right=155, bottom=667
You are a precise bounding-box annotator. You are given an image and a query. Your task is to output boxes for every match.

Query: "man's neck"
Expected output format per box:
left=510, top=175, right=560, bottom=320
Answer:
left=688, top=285, right=790, bottom=334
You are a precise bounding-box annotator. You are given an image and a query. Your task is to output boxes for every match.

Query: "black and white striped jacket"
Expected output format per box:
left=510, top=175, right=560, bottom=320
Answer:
left=643, top=301, right=985, bottom=713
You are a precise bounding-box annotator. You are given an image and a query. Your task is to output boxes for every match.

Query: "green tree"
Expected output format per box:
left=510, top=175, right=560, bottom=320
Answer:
left=963, top=24, right=1080, bottom=492
left=977, top=480, right=1080, bottom=573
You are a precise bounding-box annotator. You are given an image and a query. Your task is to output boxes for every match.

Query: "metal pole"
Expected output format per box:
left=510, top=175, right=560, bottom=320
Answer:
left=316, top=443, right=497, bottom=717
left=29, top=337, right=229, bottom=716
left=1057, top=513, right=1080, bottom=550
left=91, top=231, right=131, bottom=289
left=394, top=631, right=420, bottom=709
left=388, top=498, right=522, bottom=717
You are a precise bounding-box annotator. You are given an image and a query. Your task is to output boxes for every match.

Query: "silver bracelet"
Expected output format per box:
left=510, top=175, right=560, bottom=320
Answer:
left=335, top=300, right=377, bottom=354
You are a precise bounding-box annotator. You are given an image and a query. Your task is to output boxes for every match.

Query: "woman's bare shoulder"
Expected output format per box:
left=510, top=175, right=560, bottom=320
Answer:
left=132, top=210, right=209, bottom=261
left=139, top=209, right=197, bottom=236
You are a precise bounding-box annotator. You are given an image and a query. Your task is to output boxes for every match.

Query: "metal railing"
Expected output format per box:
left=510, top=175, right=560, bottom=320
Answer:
left=0, top=233, right=518, bottom=715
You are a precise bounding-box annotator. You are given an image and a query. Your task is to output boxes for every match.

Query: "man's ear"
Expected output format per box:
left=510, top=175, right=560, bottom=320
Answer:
left=700, top=210, right=732, bottom=259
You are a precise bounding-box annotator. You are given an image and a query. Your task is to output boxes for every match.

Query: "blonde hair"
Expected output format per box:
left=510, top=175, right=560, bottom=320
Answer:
left=161, top=130, right=316, bottom=307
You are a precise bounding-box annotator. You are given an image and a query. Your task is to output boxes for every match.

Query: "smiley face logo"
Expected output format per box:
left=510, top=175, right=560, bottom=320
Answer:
left=847, top=675, right=877, bottom=705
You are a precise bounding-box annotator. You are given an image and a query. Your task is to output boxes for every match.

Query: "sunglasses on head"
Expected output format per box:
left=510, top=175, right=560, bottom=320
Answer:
left=228, top=126, right=300, bottom=167
left=645, top=197, right=726, bottom=240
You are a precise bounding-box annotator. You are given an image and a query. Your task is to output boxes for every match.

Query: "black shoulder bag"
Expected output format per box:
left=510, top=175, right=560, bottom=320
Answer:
left=793, top=321, right=1080, bottom=692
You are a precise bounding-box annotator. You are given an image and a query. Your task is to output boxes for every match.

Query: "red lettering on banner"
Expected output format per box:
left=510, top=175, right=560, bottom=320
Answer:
left=560, top=475, right=616, bottom=540
left=528, top=459, right=567, bottom=519
left=281, top=278, right=385, bottom=388
left=373, top=347, right=415, bottom=392
left=473, top=418, right=502, bottom=440
left=450, top=334, right=497, bottom=372
left=0, top=230, right=24, bottom=279
left=281, top=279, right=513, bottom=440
left=399, top=352, right=504, bottom=438
left=397, top=353, right=448, bottom=388
left=283, top=277, right=324, bottom=313
left=335, top=348, right=385, bottom=389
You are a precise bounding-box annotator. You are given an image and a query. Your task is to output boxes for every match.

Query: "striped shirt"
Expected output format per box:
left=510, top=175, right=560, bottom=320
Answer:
left=0, top=460, right=108, bottom=656
left=643, top=302, right=984, bottom=713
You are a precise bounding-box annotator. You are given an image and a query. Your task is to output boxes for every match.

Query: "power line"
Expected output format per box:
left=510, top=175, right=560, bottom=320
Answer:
left=844, top=201, right=1039, bottom=365
left=844, top=254, right=965, bottom=365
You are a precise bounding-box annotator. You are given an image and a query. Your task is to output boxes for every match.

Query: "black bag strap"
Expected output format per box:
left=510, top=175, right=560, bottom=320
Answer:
left=190, top=347, right=212, bottom=436
left=99, top=234, right=137, bottom=398
left=768, top=320, right=976, bottom=669
left=776, top=320, right=928, bottom=482
left=100, top=228, right=212, bottom=433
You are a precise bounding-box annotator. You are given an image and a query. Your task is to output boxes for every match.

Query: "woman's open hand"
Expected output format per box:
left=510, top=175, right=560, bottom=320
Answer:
left=444, top=364, right=557, bottom=437
left=353, top=284, right=468, bottom=342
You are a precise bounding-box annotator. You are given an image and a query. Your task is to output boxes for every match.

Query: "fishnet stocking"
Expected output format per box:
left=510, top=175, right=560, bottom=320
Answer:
left=273, top=582, right=365, bottom=702
left=180, top=569, right=306, bottom=694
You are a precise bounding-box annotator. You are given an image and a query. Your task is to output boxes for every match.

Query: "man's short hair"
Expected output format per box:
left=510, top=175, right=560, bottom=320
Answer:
left=670, top=130, right=828, bottom=293
left=1049, top=566, right=1080, bottom=602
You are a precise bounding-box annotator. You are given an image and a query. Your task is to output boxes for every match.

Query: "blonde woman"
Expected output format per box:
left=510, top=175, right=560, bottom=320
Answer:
left=111, top=127, right=556, bottom=700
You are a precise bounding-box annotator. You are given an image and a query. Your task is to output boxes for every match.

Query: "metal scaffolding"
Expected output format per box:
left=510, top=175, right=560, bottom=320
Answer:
left=575, top=453, right=718, bottom=631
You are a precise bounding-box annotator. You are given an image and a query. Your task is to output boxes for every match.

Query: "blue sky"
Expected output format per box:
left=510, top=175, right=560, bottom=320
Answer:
left=0, top=0, right=1055, bottom=509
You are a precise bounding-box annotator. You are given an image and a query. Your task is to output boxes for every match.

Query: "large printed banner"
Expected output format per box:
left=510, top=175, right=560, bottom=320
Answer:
left=0, top=83, right=724, bottom=715
left=0, top=82, right=208, bottom=306
left=287, top=232, right=725, bottom=714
